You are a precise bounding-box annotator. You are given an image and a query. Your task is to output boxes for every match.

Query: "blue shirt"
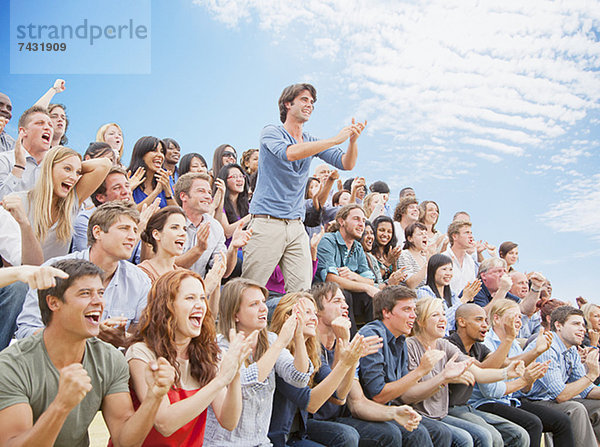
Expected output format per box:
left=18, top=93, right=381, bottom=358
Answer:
left=132, top=186, right=169, bottom=209
left=316, top=231, right=375, bottom=283
left=249, top=125, right=345, bottom=219
left=358, top=319, right=408, bottom=403
left=15, top=249, right=151, bottom=339
left=71, top=208, right=95, bottom=252
left=469, top=328, right=522, bottom=408
left=522, top=332, right=594, bottom=401
left=268, top=357, right=334, bottom=446
left=473, top=281, right=520, bottom=308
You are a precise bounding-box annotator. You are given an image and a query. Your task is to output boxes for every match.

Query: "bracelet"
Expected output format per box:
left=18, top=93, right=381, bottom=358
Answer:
left=13, top=164, right=25, bottom=170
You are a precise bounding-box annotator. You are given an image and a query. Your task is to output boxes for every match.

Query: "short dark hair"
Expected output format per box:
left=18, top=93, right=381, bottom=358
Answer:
left=38, top=259, right=104, bottom=325
left=91, top=166, right=128, bottom=207
left=278, top=83, right=317, bottom=123
left=373, top=285, right=415, bottom=320
left=310, top=282, right=340, bottom=311
left=393, top=197, right=419, bottom=222
left=369, top=181, right=390, bottom=194
left=550, top=306, right=584, bottom=332
left=332, top=189, right=350, bottom=207
left=18, top=106, right=50, bottom=129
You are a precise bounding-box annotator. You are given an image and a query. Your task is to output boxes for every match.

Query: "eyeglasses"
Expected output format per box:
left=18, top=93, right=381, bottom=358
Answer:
left=227, top=174, right=245, bottom=180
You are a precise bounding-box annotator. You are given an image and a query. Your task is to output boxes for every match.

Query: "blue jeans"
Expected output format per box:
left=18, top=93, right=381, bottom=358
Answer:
left=448, top=405, right=529, bottom=447
left=306, top=419, right=360, bottom=447
left=420, top=416, right=453, bottom=447
left=0, top=281, right=28, bottom=350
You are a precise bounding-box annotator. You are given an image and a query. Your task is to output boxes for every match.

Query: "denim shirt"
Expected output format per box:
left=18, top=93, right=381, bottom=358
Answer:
left=15, top=249, right=151, bottom=339
left=358, top=319, right=408, bottom=403
left=249, top=125, right=345, bottom=220
left=316, top=231, right=375, bottom=283
left=521, top=332, right=594, bottom=401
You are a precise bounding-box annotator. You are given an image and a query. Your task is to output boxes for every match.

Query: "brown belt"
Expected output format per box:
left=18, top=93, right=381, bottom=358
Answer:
left=252, top=214, right=302, bottom=222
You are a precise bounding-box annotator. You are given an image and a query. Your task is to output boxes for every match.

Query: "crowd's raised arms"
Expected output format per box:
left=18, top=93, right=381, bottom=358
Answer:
left=0, top=80, right=596, bottom=447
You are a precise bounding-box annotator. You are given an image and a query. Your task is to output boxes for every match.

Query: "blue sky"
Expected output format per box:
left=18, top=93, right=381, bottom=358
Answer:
left=1, top=0, right=599, bottom=303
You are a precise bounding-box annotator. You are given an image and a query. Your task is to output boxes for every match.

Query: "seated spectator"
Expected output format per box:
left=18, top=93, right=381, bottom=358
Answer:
left=174, top=172, right=251, bottom=279
left=362, top=192, right=384, bottom=220
left=582, top=303, right=600, bottom=348
left=472, top=258, right=520, bottom=312
left=419, top=200, right=447, bottom=252
left=397, top=222, right=436, bottom=289
left=214, top=163, right=251, bottom=239
left=0, top=91, right=15, bottom=152
left=358, top=287, right=453, bottom=446
left=444, top=220, right=477, bottom=297
left=473, top=299, right=573, bottom=447
left=316, top=204, right=379, bottom=332
left=12, top=145, right=111, bottom=261
left=392, top=197, right=419, bottom=248
left=71, top=166, right=134, bottom=252
left=241, top=148, right=259, bottom=176
left=210, top=144, right=236, bottom=181
left=343, top=176, right=367, bottom=204
left=78, top=142, right=119, bottom=210
left=310, top=282, right=426, bottom=446
left=399, top=186, right=416, bottom=201
left=509, top=270, right=545, bottom=339
left=369, top=180, right=392, bottom=217
left=96, top=122, right=124, bottom=162
left=179, top=152, right=208, bottom=177
left=268, top=291, right=371, bottom=446
left=123, top=270, right=251, bottom=446
left=521, top=305, right=600, bottom=447
left=417, top=254, right=481, bottom=334
left=499, top=241, right=519, bottom=272
left=0, top=259, right=174, bottom=447
left=138, top=206, right=188, bottom=282
left=403, top=297, right=525, bottom=447
left=370, top=215, right=402, bottom=282
left=0, top=106, right=53, bottom=200
left=128, top=136, right=176, bottom=209
left=161, top=137, right=181, bottom=185
left=450, top=212, right=494, bottom=264
left=524, top=298, right=567, bottom=349
left=204, top=278, right=313, bottom=446
left=15, top=201, right=152, bottom=348
left=313, top=163, right=337, bottom=206
left=305, top=170, right=338, bottom=239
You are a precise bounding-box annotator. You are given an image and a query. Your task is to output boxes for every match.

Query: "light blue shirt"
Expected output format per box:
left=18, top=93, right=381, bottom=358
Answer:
left=522, top=331, right=594, bottom=401
left=249, top=125, right=345, bottom=219
left=519, top=312, right=542, bottom=339
left=15, top=249, right=151, bottom=339
left=316, top=231, right=375, bottom=283
left=71, top=208, right=95, bottom=252
left=469, top=328, right=522, bottom=408
left=0, top=150, right=41, bottom=200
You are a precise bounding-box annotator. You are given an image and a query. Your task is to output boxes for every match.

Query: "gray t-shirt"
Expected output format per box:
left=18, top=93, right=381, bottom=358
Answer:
left=0, top=332, right=129, bottom=447
left=405, top=337, right=468, bottom=419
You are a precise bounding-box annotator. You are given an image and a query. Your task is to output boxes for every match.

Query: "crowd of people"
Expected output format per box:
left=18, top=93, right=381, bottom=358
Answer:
left=0, top=79, right=598, bottom=447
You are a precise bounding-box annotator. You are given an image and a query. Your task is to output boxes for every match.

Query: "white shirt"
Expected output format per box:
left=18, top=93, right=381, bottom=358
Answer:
left=444, top=246, right=477, bottom=296
left=0, top=207, right=21, bottom=265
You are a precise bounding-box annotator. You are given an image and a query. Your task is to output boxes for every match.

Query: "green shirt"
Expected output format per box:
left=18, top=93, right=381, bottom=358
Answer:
left=0, top=332, right=129, bottom=446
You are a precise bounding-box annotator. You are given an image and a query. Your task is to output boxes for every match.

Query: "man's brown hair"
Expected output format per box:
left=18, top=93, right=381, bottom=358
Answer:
left=278, top=83, right=317, bottom=123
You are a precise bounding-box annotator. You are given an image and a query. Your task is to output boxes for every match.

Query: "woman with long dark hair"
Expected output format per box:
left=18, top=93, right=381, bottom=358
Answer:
left=123, top=270, right=251, bottom=446
left=416, top=254, right=480, bottom=334
left=214, top=163, right=251, bottom=238
left=371, top=215, right=401, bottom=282
left=179, top=153, right=208, bottom=177
left=128, top=136, right=176, bottom=209
left=210, top=144, right=237, bottom=181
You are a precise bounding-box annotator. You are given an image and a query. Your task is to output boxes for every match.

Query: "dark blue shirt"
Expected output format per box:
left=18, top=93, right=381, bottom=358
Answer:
left=269, top=354, right=334, bottom=446
left=472, top=281, right=520, bottom=308
left=132, top=186, right=169, bottom=209
left=358, top=319, right=408, bottom=403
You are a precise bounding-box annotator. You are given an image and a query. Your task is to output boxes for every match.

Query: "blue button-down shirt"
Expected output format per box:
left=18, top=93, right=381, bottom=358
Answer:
left=316, top=231, right=375, bottom=283
left=358, top=319, right=408, bottom=403
left=469, top=328, right=522, bottom=408
left=249, top=125, right=345, bottom=220
left=15, top=249, right=151, bottom=339
left=522, top=331, right=594, bottom=401
left=473, top=281, right=520, bottom=308
left=0, top=150, right=41, bottom=200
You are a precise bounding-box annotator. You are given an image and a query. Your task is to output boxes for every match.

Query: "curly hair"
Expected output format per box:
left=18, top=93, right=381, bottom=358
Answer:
left=131, top=270, right=220, bottom=388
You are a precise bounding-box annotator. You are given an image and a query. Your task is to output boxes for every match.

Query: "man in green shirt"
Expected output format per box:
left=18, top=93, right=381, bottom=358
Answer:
left=0, top=259, right=174, bottom=447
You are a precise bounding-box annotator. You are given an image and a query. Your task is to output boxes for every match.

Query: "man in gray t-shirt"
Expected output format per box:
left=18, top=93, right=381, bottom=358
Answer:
left=0, top=260, right=174, bottom=447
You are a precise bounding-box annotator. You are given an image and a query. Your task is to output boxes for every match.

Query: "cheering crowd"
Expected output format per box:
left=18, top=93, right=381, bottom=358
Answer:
left=0, top=80, right=598, bottom=447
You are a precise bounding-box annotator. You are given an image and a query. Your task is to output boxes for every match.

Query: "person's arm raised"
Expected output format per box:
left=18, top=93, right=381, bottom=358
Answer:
left=75, top=157, right=112, bottom=206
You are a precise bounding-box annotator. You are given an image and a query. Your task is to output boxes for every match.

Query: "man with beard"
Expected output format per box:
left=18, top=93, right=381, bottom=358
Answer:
left=317, top=204, right=379, bottom=333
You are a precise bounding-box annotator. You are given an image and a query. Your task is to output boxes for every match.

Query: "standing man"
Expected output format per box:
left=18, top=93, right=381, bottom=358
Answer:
left=243, top=83, right=366, bottom=291
left=444, top=220, right=477, bottom=296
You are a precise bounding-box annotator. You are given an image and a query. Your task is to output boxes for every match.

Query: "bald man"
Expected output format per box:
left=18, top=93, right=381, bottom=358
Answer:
left=0, top=92, right=15, bottom=152
left=509, top=271, right=545, bottom=339
left=444, top=304, right=530, bottom=447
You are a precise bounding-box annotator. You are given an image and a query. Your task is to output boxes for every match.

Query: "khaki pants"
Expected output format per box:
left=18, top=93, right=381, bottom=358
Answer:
left=532, top=399, right=600, bottom=447
left=242, top=216, right=312, bottom=292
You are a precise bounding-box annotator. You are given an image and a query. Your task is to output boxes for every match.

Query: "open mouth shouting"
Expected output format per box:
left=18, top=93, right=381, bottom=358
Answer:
left=84, top=310, right=101, bottom=326
left=189, top=311, right=204, bottom=329
left=41, top=131, right=52, bottom=145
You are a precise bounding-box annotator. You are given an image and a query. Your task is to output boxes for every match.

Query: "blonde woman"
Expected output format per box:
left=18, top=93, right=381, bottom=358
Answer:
left=10, top=145, right=110, bottom=260
left=204, top=278, right=313, bottom=447
left=269, top=292, right=371, bottom=446
left=404, top=297, right=525, bottom=447
left=582, top=303, right=600, bottom=348
left=96, top=122, right=124, bottom=161
left=362, top=192, right=384, bottom=220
